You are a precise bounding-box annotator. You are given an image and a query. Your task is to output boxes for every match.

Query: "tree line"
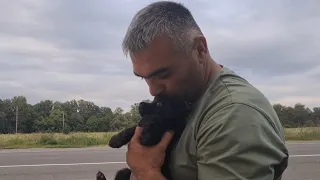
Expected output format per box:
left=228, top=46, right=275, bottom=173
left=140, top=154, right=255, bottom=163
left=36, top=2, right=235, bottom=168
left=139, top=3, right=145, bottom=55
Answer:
left=0, top=95, right=319, bottom=134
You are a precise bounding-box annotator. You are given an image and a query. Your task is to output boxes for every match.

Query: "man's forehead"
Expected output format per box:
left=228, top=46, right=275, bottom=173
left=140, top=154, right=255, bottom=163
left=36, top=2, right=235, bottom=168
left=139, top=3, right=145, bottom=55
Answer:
left=131, top=43, right=176, bottom=75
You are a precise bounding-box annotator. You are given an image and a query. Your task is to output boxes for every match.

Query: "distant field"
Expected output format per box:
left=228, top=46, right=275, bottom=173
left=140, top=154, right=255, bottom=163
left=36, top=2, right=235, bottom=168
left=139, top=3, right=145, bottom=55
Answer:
left=0, top=127, right=319, bottom=149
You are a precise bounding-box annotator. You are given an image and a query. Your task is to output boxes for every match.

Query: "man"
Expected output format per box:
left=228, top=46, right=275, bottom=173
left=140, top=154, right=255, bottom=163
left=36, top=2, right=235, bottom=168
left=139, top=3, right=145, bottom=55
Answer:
left=123, top=1, right=289, bottom=180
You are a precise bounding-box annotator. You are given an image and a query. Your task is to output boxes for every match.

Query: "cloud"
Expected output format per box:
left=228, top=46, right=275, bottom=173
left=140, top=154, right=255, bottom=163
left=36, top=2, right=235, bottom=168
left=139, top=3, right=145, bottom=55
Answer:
left=0, top=0, right=319, bottom=112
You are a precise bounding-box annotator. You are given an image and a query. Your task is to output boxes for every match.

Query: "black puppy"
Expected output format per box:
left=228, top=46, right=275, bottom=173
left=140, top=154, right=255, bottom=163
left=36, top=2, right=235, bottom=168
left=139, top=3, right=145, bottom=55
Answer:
left=96, top=96, right=191, bottom=180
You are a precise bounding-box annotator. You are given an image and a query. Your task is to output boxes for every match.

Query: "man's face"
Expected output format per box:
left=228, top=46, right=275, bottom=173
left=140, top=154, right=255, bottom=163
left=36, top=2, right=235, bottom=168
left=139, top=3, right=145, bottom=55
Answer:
left=131, top=36, right=205, bottom=103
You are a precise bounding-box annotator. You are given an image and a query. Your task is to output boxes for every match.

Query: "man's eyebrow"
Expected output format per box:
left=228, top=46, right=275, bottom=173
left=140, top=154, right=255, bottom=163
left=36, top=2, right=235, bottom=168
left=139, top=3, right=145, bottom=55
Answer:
left=134, top=67, right=169, bottom=79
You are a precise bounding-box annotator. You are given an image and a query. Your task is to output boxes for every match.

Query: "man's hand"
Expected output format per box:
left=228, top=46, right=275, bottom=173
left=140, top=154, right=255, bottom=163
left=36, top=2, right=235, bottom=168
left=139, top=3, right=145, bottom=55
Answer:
left=126, top=126, right=173, bottom=180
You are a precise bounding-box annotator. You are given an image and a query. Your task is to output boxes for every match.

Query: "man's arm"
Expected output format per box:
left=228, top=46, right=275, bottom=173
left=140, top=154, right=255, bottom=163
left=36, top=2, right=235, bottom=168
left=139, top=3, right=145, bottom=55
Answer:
left=196, top=103, right=288, bottom=180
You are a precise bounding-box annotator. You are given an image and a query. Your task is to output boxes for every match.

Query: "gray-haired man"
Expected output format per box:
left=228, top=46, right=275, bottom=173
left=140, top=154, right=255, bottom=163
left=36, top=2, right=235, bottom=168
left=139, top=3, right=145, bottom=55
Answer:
left=124, top=1, right=289, bottom=180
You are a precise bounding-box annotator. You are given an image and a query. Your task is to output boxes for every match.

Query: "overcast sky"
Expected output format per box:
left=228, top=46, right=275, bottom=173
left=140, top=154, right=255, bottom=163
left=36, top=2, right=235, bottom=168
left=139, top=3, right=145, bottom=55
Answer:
left=0, top=0, right=319, bottom=112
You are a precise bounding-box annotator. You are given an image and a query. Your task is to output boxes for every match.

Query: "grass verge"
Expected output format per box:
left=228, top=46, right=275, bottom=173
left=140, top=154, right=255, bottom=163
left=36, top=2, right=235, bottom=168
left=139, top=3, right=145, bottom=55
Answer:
left=1, top=127, right=319, bottom=149
left=0, top=132, right=117, bottom=149
left=284, top=127, right=320, bottom=141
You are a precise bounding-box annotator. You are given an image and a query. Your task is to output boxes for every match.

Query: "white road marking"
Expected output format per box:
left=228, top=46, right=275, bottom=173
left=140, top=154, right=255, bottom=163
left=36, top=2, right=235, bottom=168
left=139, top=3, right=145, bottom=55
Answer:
left=0, top=162, right=126, bottom=168
left=1, top=154, right=320, bottom=168
left=286, top=142, right=320, bottom=145
left=290, top=154, right=320, bottom=157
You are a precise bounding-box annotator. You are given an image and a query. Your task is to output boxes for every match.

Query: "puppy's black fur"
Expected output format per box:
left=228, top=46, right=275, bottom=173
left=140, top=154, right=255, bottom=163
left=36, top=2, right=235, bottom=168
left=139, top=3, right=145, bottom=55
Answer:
left=96, top=96, right=191, bottom=180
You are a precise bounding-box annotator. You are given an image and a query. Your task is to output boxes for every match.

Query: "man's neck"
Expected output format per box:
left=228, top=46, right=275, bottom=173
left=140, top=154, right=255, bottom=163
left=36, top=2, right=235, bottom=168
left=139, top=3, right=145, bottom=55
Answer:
left=187, top=57, right=222, bottom=106
left=203, top=57, right=222, bottom=89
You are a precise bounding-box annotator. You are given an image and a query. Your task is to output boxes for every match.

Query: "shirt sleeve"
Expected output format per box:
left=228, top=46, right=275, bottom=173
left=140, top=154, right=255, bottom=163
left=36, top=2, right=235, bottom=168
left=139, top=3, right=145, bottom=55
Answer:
left=196, top=103, right=289, bottom=180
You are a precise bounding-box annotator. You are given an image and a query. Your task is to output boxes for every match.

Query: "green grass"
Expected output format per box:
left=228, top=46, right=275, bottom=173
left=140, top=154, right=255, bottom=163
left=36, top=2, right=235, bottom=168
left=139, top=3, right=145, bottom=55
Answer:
left=284, top=127, right=320, bottom=141
left=0, top=132, right=117, bottom=149
left=1, top=127, right=319, bottom=149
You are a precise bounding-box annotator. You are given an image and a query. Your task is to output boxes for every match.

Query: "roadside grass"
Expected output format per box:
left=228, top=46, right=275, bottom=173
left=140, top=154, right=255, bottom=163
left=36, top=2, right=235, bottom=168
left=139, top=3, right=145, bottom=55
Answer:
left=1, top=127, right=319, bottom=149
left=284, top=127, right=320, bottom=141
left=0, top=132, right=117, bottom=149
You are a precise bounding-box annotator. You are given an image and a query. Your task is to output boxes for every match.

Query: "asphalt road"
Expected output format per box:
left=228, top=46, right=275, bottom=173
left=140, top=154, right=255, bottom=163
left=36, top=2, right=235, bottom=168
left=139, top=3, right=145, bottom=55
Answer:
left=0, top=141, right=319, bottom=180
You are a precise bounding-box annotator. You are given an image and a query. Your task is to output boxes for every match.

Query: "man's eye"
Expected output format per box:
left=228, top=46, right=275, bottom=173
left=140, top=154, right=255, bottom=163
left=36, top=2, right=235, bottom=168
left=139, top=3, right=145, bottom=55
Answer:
left=158, top=72, right=169, bottom=79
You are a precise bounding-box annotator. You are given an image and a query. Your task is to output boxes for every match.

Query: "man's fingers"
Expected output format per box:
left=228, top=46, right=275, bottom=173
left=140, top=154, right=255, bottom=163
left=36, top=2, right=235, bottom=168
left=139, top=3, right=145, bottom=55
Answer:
left=131, top=126, right=143, bottom=142
left=158, top=131, right=174, bottom=149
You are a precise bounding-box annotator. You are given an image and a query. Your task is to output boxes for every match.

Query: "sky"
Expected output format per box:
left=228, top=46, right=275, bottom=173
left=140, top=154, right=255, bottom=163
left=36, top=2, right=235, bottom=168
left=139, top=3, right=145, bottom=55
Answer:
left=0, top=0, right=319, bottom=112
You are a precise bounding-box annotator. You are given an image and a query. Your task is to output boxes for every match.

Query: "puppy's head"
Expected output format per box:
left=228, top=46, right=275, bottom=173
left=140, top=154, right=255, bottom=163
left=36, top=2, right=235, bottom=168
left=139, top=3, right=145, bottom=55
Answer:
left=138, top=96, right=191, bottom=119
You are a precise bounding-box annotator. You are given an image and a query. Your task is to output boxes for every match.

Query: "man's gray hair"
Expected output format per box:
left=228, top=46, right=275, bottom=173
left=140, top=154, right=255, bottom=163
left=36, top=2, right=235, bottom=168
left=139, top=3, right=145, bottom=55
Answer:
left=122, top=1, right=203, bottom=57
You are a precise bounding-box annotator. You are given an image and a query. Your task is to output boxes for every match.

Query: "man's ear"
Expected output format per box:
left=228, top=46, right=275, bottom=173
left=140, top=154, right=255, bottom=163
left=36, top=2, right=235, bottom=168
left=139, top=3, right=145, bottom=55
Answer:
left=193, top=35, right=208, bottom=64
left=198, top=36, right=208, bottom=55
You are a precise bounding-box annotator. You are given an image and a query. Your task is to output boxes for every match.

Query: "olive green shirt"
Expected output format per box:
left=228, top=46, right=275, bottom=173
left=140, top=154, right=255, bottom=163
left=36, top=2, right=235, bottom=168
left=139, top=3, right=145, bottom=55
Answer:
left=169, top=66, right=289, bottom=180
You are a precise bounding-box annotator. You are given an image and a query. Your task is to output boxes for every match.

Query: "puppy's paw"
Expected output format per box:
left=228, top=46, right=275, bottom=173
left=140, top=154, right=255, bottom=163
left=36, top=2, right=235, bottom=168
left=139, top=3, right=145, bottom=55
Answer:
left=96, top=170, right=107, bottom=180
left=115, top=168, right=132, bottom=180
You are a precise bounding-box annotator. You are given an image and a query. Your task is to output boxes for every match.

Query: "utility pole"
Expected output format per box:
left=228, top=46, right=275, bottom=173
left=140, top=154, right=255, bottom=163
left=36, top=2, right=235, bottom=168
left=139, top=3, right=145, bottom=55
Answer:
left=75, top=99, right=80, bottom=113
left=62, top=111, right=65, bottom=132
left=15, top=105, right=18, bottom=134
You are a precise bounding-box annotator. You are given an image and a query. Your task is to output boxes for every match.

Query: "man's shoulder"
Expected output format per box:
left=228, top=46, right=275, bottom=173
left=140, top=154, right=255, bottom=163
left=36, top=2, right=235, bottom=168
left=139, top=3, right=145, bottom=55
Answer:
left=208, top=66, right=273, bottom=110
left=195, top=66, right=273, bottom=116
left=192, top=66, right=285, bottom=139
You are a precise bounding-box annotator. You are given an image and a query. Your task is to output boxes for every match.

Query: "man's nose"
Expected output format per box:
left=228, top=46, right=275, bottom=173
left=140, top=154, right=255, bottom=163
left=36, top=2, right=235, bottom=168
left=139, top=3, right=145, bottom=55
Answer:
left=146, top=79, right=164, bottom=97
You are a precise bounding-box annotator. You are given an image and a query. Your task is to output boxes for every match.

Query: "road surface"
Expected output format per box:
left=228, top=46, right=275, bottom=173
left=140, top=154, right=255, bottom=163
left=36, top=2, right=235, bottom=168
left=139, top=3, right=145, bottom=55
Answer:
left=0, top=141, right=319, bottom=180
